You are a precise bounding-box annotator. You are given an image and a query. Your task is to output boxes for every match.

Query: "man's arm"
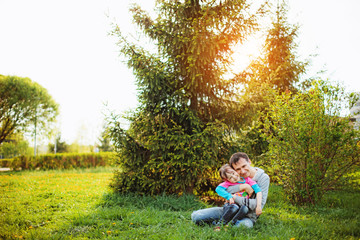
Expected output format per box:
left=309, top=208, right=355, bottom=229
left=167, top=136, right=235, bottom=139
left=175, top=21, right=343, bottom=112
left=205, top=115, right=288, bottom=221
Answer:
left=256, top=192, right=262, bottom=215
left=226, top=183, right=254, bottom=196
left=257, top=174, right=270, bottom=209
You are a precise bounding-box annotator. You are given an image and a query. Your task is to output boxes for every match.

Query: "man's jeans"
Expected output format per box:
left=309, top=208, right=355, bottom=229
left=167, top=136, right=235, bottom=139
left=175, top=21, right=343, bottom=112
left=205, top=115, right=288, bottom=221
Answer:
left=191, top=206, right=254, bottom=228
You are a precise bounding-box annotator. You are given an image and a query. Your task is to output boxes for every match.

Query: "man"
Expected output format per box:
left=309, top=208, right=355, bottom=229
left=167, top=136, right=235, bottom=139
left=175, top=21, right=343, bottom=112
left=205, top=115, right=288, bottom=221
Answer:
left=191, top=152, right=270, bottom=228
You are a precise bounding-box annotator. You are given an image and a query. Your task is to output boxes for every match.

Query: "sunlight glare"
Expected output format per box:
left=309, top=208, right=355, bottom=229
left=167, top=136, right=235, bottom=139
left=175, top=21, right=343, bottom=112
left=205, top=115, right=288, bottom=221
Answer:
left=230, top=35, right=264, bottom=74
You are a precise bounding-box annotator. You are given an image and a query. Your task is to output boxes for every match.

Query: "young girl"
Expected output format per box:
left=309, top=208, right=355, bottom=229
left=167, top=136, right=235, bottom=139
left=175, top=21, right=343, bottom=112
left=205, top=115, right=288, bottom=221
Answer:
left=214, top=164, right=262, bottom=227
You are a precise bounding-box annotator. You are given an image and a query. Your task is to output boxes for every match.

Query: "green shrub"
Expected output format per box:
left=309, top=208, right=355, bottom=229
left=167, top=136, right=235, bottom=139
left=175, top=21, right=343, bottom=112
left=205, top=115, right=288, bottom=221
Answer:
left=261, top=80, right=360, bottom=205
left=0, top=158, right=13, bottom=167
left=109, top=113, right=232, bottom=196
left=0, top=133, right=32, bottom=158
left=8, top=152, right=116, bottom=170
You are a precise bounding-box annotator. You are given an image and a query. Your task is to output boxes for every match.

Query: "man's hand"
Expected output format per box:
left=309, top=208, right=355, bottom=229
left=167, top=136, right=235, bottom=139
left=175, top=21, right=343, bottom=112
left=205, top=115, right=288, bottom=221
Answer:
left=256, top=206, right=262, bottom=216
left=229, top=197, right=235, bottom=205
left=242, top=184, right=254, bottom=196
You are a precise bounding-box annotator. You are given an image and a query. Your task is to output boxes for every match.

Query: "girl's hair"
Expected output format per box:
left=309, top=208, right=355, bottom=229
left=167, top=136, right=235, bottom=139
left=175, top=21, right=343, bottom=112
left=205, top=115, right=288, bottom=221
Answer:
left=218, top=164, right=233, bottom=179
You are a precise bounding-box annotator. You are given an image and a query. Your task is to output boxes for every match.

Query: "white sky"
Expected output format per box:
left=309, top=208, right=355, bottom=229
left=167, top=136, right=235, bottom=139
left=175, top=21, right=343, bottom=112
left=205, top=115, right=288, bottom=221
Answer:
left=1, top=0, right=359, bottom=145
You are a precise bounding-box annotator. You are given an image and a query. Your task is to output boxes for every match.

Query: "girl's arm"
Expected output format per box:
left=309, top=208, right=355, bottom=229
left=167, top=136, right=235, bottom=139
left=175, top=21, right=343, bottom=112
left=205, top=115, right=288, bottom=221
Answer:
left=215, top=185, right=233, bottom=200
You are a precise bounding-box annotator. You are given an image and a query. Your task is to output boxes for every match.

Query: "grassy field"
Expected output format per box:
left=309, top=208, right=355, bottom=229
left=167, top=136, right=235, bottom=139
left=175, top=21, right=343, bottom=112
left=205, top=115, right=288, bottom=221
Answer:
left=1, top=167, right=359, bottom=239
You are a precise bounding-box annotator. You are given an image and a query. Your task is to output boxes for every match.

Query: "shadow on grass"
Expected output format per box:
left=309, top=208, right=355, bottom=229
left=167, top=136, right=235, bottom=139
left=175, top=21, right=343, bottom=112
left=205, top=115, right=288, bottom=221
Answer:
left=258, top=185, right=360, bottom=239
left=52, top=185, right=360, bottom=240
left=52, top=193, right=213, bottom=239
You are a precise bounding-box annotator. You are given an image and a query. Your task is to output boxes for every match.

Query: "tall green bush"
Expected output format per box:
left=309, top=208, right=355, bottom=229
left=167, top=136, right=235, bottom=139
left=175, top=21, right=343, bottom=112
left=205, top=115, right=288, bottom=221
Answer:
left=109, top=0, right=266, bottom=195
left=109, top=112, right=231, bottom=195
left=262, top=80, right=360, bottom=205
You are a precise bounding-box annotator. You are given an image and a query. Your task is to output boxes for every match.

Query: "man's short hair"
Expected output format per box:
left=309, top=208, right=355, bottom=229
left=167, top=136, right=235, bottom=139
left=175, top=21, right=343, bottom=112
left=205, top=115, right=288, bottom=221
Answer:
left=229, top=152, right=250, bottom=166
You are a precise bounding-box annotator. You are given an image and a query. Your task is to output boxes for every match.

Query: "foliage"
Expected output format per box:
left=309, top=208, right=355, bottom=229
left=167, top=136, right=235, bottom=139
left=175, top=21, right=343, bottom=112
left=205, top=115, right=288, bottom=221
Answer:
left=229, top=122, right=269, bottom=162
left=342, top=169, right=360, bottom=191
left=98, top=125, right=113, bottom=152
left=237, top=1, right=307, bottom=121
left=6, top=152, right=116, bottom=170
left=68, top=143, right=97, bottom=153
left=261, top=80, right=360, bottom=205
left=109, top=114, right=229, bottom=195
left=231, top=1, right=308, bottom=160
left=0, top=75, right=59, bottom=145
left=48, top=134, right=69, bottom=153
left=109, top=0, right=267, bottom=195
left=0, top=132, right=32, bottom=158
left=1, top=169, right=359, bottom=239
left=258, top=1, right=308, bottom=92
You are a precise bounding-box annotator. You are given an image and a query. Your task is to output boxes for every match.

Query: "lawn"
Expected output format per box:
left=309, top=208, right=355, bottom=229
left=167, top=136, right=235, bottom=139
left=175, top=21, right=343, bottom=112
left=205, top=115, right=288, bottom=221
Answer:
left=1, top=167, right=359, bottom=239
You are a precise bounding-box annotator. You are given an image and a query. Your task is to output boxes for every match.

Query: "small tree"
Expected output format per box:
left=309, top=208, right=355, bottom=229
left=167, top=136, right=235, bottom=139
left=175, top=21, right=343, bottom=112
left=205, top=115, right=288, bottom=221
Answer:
left=0, top=75, right=59, bottom=145
left=262, top=80, right=360, bottom=205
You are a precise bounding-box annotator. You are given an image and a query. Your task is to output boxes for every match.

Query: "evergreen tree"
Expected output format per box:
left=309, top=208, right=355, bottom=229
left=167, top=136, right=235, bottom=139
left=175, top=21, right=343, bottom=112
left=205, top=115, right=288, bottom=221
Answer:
left=109, top=0, right=267, bottom=195
left=232, top=1, right=308, bottom=159
left=236, top=1, right=307, bottom=124
left=261, top=2, right=307, bottom=92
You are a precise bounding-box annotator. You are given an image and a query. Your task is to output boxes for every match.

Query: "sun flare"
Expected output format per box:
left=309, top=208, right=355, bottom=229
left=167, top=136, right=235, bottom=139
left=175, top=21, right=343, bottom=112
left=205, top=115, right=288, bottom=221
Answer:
left=230, top=35, right=264, bottom=73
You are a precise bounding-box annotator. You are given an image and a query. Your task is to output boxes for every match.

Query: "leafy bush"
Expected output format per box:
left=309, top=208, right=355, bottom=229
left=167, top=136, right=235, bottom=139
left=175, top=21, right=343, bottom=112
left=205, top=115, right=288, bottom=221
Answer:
left=261, top=80, right=360, bottom=205
left=6, top=152, right=116, bottom=170
left=0, top=158, right=13, bottom=167
left=109, top=114, right=232, bottom=196
left=0, top=133, right=32, bottom=158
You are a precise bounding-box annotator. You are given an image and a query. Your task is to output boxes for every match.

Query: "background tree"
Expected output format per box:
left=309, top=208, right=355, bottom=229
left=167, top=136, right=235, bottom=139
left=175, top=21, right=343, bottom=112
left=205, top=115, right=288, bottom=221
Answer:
left=98, top=126, right=113, bottom=152
left=0, top=75, right=59, bottom=145
left=255, top=2, right=307, bottom=92
left=262, top=80, right=360, bottom=205
left=109, top=0, right=267, bottom=195
left=48, top=134, right=69, bottom=153
left=0, top=132, right=32, bottom=158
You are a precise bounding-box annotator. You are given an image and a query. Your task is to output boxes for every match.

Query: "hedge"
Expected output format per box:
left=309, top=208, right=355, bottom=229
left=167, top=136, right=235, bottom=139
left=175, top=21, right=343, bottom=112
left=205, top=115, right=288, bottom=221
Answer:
left=0, top=158, right=13, bottom=168
left=0, top=152, right=116, bottom=170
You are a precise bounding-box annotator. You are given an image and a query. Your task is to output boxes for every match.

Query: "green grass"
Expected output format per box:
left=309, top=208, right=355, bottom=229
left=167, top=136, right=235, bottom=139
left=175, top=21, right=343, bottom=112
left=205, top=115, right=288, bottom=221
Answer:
left=1, top=168, right=359, bottom=239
